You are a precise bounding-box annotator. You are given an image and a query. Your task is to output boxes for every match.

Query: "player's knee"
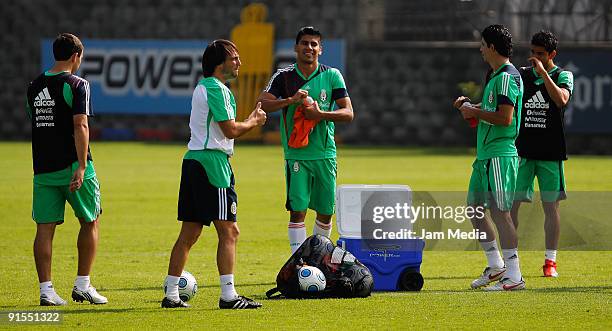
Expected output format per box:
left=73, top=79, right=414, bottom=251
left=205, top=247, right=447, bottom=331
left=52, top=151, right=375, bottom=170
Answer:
left=491, top=212, right=513, bottom=226
left=177, top=231, right=200, bottom=248
left=542, top=201, right=559, bottom=213
left=469, top=207, right=485, bottom=224
left=511, top=201, right=521, bottom=213
left=81, top=220, right=98, bottom=230
left=229, top=224, right=240, bottom=240
left=79, top=220, right=99, bottom=236
left=218, top=223, right=240, bottom=243
left=316, top=214, right=332, bottom=223
left=35, top=223, right=57, bottom=239
left=290, top=211, right=306, bottom=223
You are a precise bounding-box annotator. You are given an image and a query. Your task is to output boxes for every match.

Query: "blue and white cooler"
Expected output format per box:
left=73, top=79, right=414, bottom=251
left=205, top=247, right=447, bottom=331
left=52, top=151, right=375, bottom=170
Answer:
left=336, top=184, right=425, bottom=291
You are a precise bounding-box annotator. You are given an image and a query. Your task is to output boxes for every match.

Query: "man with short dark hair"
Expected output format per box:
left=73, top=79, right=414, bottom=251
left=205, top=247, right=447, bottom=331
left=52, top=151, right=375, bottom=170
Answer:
left=26, top=33, right=107, bottom=306
left=257, top=26, right=354, bottom=253
left=162, top=39, right=266, bottom=309
left=453, top=24, right=525, bottom=291
left=512, top=30, right=574, bottom=278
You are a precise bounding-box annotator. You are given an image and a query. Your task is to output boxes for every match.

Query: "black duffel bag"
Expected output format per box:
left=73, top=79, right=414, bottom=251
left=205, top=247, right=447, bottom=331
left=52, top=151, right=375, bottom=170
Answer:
left=266, top=235, right=373, bottom=299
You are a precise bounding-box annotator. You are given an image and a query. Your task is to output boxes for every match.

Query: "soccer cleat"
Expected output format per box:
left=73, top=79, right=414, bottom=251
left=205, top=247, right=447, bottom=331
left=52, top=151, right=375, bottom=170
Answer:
left=483, top=277, right=526, bottom=291
left=40, top=293, right=67, bottom=306
left=219, top=296, right=262, bottom=309
left=470, top=266, right=506, bottom=289
left=72, top=286, right=108, bottom=304
left=161, top=297, right=190, bottom=308
left=543, top=259, right=559, bottom=277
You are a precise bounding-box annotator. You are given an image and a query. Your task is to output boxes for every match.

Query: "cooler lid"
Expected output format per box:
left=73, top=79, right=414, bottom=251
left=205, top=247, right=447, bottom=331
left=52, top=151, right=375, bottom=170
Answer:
left=336, top=184, right=412, bottom=238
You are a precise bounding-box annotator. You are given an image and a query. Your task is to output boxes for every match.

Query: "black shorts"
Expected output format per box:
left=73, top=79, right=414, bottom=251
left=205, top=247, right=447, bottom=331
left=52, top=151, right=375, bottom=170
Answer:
left=177, top=159, right=237, bottom=225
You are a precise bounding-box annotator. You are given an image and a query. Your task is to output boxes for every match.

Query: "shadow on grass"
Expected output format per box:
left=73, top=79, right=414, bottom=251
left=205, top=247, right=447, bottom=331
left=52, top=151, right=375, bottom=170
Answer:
left=526, top=285, right=612, bottom=293
left=272, top=284, right=612, bottom=296
left=102, top=287, right=166, bottom=292
left=63, top=306, right=219, bottom=313
left=245, top=282, right=612, bottom=298
left=424, top=276, right=473, bottom=280
left=103, top=282, right=277, bottom=292
left=416, top=285, right=612, bottom=294
left=63, top=307, right=139, bottom=314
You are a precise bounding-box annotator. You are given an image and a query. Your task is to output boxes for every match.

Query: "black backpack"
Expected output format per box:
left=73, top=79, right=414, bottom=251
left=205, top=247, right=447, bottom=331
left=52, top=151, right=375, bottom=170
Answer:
left=266, top=235, right=374, bottom=299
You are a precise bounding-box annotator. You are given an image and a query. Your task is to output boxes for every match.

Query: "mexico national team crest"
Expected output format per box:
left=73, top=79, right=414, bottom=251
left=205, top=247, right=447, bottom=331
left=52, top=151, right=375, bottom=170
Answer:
left=319, top=89, right=327, bottom=102
left=230, top=201, right=237, bottom=215
left=488, top=90, right=493, bottom=104
left=293, top=161, right=300, bottom=172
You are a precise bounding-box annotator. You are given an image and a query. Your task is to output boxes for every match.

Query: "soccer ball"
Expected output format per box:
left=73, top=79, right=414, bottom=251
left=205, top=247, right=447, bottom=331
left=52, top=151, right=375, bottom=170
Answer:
left=298, top=266, right=326, bottom=292
left=165, top=271, right=198, bottom=302
left=178, top=271, right=198, bottom=302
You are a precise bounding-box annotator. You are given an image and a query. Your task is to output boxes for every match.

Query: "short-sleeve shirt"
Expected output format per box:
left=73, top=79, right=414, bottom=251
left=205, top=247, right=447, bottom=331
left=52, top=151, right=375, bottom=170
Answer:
left=476, top=63, right=524, bottom=160
left=187, top=77, right=236, bottom=155
left=516, top=66, right=574, bottom=160
left=526, top=67, right=573, bottom=93
left=26, top=71, right=95, bottom=185
left=184, top=76, right=236, bottom=188
left=264, top=63, right=349, bottom=160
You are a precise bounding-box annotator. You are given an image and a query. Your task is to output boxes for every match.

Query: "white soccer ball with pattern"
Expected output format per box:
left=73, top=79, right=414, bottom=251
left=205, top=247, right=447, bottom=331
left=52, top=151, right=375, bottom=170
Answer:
left=298, top=266, right=326, bottom=292
left=164, top=270, right=198, bottom=302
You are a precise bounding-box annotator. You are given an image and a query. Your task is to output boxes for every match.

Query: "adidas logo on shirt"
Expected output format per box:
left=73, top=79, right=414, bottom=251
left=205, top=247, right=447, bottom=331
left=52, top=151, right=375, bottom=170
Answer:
left=524, top=90, right=549, bottom=109
left=34, top=87, right=55, bottom=107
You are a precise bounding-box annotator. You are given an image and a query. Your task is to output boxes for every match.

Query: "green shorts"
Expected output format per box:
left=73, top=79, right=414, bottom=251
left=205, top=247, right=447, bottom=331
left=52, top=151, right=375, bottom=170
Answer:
left=285, top=158, right=336, bottom=215
left=515, top=158, right=566, bottom=202
left=32, top=176, right=102, bottom=224
left=467, top=156, right=518, bottom=211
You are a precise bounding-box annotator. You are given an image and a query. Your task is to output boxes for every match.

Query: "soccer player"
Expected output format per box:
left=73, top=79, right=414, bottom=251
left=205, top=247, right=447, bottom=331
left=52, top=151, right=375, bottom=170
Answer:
left=511, top=31, right=574, bottom=278
left=162, top=40, right=266, bottom=309
left=453, top=24, right=525, bottom=291
left=26, top=33, right=107, bottom=305
left=256, top=26, right=353, bottom=253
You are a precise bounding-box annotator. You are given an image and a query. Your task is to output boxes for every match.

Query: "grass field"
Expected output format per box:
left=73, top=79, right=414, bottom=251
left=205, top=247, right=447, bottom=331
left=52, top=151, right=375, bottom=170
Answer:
left=0, top=142, right=610, bottom=329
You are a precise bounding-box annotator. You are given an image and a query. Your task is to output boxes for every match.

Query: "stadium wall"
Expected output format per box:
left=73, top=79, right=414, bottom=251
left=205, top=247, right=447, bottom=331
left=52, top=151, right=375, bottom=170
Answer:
left=2, top=0, right=611, bottom=154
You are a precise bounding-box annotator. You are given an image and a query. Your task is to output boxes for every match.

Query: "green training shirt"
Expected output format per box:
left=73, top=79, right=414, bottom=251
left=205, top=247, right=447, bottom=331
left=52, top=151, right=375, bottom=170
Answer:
left=476, top=63, right=524, bottom=160
left=184, top=77, right=236, bottom=188
left=264, top=63, right=349, bottom=160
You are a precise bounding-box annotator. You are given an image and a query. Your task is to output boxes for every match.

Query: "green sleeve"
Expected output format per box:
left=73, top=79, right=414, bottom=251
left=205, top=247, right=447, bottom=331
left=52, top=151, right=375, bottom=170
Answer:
left=331, top=68, right=347, bottom=90
left=25, top=97, right=32, bottom=120
left=63, top=82, right=74, bottom=107
left=496, top=73, right=520, bottom=106
left=557, top=71, right=574, bottom=95
left=206, top=86, right=235, bottom=122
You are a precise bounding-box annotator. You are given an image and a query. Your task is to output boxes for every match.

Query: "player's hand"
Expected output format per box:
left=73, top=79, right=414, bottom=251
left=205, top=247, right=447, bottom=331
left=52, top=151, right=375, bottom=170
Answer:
left=69, top=166, right=85, bottom=192
left=289, top=89, right=308, bottom=104
left=459, top=103, right=475, bottom=120
left=303, top=101, right=322, bottom=120
left=249, top=102, right=267, bottom=126
left=529, top=57, right=546, bottom=76
left=453, top=96, right=471, bottom=109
